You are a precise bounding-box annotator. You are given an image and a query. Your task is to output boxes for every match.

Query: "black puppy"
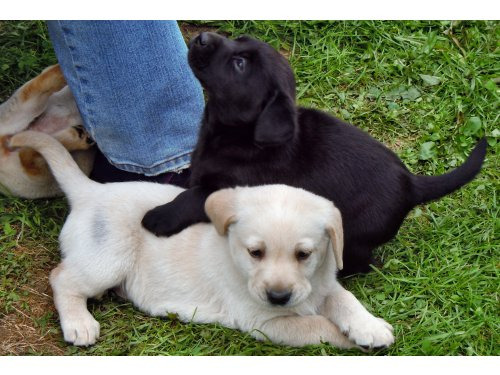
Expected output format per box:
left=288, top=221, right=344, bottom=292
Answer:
left=142, top=32, right=486, bottom=276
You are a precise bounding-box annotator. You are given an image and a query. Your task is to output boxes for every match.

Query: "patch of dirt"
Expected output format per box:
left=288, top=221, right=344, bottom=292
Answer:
left=179, top=23, right=292, bottom=60
left=179, top=23, right=220, bottom=43
left=0, top=245, right=65, bottom=355
left=390, top=136, right=417, bottom=152
left=0, top=312, right=64, bottom=355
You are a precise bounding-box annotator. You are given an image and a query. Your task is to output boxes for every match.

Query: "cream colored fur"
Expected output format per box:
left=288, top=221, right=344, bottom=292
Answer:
left=9, top=130, right=394, bottom=350
left=0, top=65, right=94, bottom=198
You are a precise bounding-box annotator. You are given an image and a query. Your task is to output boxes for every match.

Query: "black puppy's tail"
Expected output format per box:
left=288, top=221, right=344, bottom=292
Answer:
left=411, top=138, right=487, bottom=205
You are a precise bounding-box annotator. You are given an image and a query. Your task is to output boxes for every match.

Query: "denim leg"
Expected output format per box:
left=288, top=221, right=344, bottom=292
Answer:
left=47, top=21, right=204, bottom=175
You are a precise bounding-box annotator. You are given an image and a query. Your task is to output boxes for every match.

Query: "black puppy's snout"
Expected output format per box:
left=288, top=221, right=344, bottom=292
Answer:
left=193, top=32, right=219, bottom=48
left=197, top=32, right=209, bottom=46
left=266, top=289, right=292, bottom=305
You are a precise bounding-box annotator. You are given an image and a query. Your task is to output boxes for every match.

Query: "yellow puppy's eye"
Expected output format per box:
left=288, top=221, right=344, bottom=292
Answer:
left=296, top=250, right=311, bottom=261
left=248, top=248, right=264, bottom=259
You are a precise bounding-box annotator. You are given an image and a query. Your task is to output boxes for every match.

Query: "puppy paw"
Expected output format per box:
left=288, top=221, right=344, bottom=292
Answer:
left=340, top=315, right=394, bottom=350
left=68, top=125, right=94, bottom=150
left=142, top=205, right=182, bottom=237
left=53, top=125, right=94, bottom=151
left=61, top=311, right=100, bottom=346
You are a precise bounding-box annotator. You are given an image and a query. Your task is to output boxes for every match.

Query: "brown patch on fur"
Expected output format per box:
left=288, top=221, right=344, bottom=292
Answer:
left=18, top=148, right=49, bottom=176
left=0, top=135, right=12, bottom=156
left=54, top=126, right=94, bottom=151
left=20, top=65, right=66, bottom=102
left=0, top=245, right=65, bottom=355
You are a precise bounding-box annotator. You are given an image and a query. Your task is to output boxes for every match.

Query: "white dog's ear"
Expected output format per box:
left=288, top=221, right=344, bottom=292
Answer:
left=205, top=188, right=238, bottom=236
left=326, top=205, right=344, bottom=270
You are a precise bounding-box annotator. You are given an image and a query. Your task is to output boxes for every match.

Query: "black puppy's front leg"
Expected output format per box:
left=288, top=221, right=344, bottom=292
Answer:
left=142, top=186, right=212, bottom=237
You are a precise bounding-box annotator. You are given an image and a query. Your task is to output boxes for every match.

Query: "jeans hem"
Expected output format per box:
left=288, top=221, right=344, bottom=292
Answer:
left=107, top=151, right=192, bottom=176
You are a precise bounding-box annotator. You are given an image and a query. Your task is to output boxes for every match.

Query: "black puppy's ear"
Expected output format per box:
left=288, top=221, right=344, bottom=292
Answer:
left=254, top=90, right=297, bottom=147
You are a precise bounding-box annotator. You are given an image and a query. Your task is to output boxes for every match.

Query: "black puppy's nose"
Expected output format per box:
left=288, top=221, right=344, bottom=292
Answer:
left=197, top=32, right=208, bottom=45
left=195, top=32, right=214, bottom=47
left=266, top=289, right=292, bottom=305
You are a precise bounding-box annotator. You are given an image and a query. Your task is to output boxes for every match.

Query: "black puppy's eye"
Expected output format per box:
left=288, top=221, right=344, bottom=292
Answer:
left=248, top=248, right=264, bottom=260
left=296, top=251, right=311, bottom=261
left=232, top=56, right=247, bottom=72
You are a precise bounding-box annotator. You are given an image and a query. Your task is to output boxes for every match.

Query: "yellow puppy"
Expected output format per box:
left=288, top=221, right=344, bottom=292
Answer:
left=10, top=130, right=394, bottom=350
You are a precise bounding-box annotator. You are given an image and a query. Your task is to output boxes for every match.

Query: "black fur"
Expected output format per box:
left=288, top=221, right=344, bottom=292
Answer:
left=142, top=32, right=487, bottom=276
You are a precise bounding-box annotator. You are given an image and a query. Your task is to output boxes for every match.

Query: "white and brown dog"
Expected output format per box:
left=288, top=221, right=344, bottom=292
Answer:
left=9, top=130, right=394, bottom=351
left=0, top=65, right=94, bottom=198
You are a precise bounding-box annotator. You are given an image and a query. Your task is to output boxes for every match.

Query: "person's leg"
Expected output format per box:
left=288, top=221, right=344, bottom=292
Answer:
left=47, top=21, right=204, bottom=183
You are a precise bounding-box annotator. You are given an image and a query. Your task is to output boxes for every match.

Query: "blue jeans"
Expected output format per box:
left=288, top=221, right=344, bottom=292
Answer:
left=47, top=21, right=204, bottom=175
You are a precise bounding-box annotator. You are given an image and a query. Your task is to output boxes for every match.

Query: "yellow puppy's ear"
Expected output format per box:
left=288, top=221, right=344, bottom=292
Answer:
left=326, top=205, right=344, bottom=270
left=205, top=188, right=238, bottom=236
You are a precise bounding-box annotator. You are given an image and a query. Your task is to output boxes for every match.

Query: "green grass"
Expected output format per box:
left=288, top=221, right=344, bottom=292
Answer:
left=0, top=20, right=498, bottom=356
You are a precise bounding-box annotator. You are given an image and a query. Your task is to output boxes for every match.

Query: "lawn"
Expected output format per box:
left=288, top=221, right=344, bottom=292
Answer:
left=0, top=20, right=498, bottom=356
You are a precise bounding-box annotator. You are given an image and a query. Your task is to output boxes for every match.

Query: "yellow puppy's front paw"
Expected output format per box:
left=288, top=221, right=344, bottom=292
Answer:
left=61, top=311, right=100, bottom=346
left=340, top=316, right=394, bottom=350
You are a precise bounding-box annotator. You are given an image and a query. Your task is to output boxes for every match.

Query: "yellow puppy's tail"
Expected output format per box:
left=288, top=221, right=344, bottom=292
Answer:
left=9, top=130, right=97, bottom=201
